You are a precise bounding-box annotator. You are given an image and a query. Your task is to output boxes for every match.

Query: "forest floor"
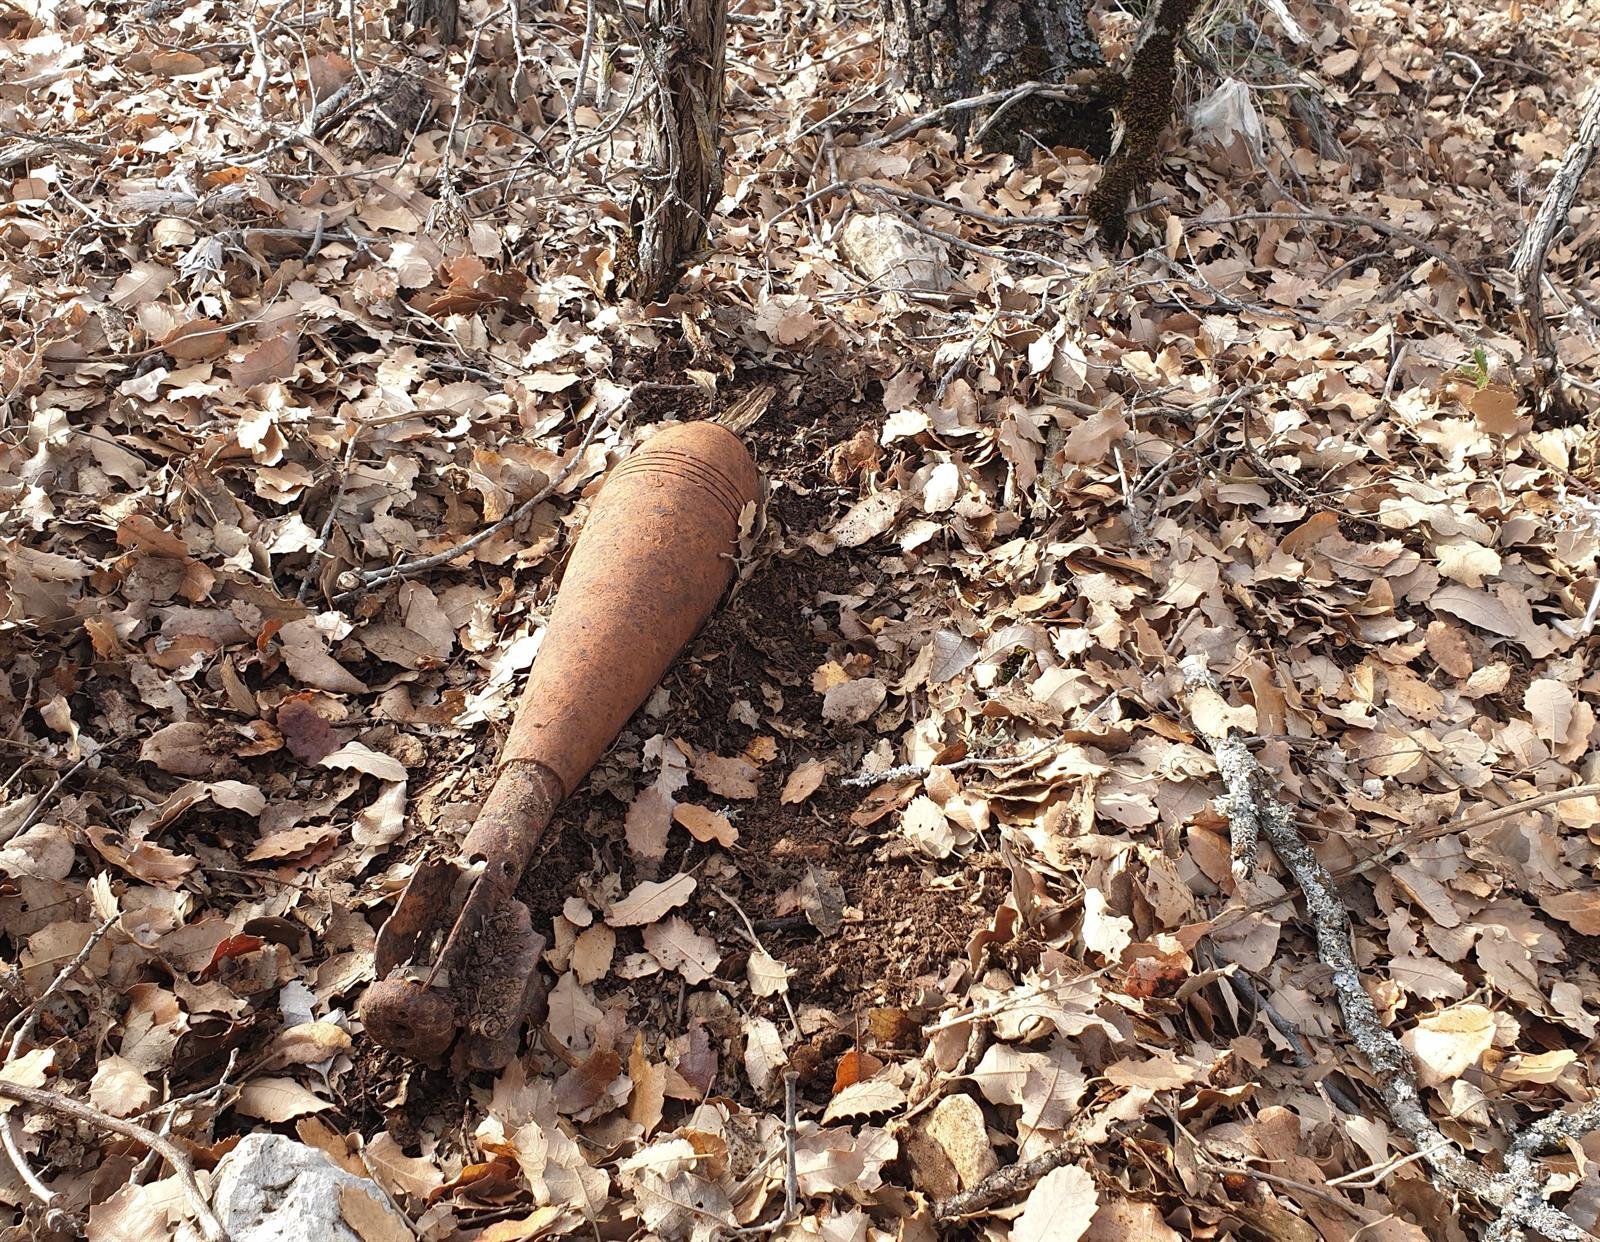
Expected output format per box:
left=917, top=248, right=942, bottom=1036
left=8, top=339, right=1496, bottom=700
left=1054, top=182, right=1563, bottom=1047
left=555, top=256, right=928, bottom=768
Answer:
left=3, top=0, right=1600, bottom=1239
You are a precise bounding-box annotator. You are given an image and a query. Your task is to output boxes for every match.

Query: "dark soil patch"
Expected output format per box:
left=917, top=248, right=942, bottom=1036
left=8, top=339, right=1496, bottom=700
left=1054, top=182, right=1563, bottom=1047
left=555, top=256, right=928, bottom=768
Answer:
left=522, top=373, right=991, bottom=1065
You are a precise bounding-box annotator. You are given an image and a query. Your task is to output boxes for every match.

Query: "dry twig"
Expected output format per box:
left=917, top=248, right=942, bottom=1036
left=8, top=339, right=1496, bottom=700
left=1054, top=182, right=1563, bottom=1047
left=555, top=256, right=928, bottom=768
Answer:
left=0, top=1079, right=228, bottom=1242
left=712, top=884, right=801, bottom=1039
left=1189, top=210, right=1488, bottom=306
left=731, top=1071, right=799, bottom=1234
left=869, top=79, right=1103, bottom=150
left=0, top=915, right=117, bottom=1233
left=0, top=754, right=89, bottom=848
left=338, top=406, right=608, bottom=597
left=933, top=1141, right=1080, bottom=1220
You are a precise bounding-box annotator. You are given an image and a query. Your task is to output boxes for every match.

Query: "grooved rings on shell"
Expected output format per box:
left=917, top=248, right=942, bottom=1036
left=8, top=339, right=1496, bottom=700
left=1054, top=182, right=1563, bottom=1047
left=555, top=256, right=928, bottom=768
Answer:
left=608, top=447, right=751, bottom=525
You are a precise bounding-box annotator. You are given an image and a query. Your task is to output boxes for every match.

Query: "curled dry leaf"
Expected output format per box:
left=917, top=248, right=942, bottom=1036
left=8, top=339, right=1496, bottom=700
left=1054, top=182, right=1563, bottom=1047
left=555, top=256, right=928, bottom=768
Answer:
left=742, top=1016, right=787, bottom=1098
left=642, top=916, right=721, bottom=983
left=1012, top=1163, right=1100, bottom=1242
left=780, top=758, right=827, bottom=804
left=823, top=1077, right=907, bottom=1124
left=625, top=783, right=675, bottom=861
left=1401, top=1004, right=1497, bottom=1088
left=89, top=1055, right=155, bottom=1118
left=671, top=802, right=738, bottom=847
left=0, top=1048, right=55, bottom=1109
left=275, top=692, right=341, bottom=763
left=746, top=948, right=791, bottom=997
left=823, top=677, right=887, bottom=725
left=269, top=1021, right=354, bottom=1065
left=235, top=1076, right=334, bottom=1122
left=318, top=741, right=407, bottom=782
left=831, top=492, right=901, bottom=547
left=691, top=751, right=758, bottom=799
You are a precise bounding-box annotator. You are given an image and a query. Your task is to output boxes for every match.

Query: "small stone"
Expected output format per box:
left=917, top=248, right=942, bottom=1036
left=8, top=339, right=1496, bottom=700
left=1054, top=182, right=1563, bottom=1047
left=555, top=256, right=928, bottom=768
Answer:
left=203, top=1133, right=411, bottom=1242
left=837, top=212, right=952, bottom=293
left=924, top=1093, right=999, bottom=1190
left=904, top=1124, right=961, bottom=1199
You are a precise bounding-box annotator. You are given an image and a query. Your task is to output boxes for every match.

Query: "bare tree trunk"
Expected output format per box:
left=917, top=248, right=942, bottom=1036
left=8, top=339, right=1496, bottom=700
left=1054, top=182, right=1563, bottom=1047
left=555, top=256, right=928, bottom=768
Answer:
left=883, top=0, right=1204, bottom=246
left=1086, top=0, right=1204, bottom=246
left=405, top=0, right=458, bottom=44
left=623, top=0, right=729, bottom=301
left=882, top=0, right=1112, bottom=155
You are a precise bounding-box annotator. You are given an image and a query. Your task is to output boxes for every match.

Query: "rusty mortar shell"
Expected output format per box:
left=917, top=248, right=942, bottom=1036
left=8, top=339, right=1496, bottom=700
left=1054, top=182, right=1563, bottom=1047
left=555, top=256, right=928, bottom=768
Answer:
left=360, top=421, right=759, bottom=1066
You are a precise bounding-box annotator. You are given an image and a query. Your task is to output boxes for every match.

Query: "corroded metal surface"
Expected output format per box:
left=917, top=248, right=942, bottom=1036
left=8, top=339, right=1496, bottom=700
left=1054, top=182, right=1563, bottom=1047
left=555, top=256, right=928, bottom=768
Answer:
left=359, top=422, right=759, bottom=1068
left=500, top=422, right=760, bottom=792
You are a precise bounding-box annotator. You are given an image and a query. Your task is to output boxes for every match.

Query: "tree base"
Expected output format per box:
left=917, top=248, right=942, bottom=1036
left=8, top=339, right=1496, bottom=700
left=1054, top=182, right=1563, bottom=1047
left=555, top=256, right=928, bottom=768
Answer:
left=405, top=0, right=459, bottom=44
left=884, top=0, right=1112, bottom=155
left=624, top=0, right=730, bottom=301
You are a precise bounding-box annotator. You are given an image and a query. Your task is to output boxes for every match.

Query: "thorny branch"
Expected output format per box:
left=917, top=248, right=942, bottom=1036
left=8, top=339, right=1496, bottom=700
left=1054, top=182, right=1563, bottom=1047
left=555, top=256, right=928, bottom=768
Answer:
left=1179, top=655, right=1600, bottom=1241
left=840, top=741, right=1061, bottom=788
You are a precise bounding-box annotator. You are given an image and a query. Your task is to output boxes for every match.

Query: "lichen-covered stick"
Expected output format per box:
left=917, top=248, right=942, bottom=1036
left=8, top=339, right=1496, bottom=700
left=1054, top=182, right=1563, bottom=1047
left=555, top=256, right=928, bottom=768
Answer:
left=1179, top=654, right=1598, bottom=1241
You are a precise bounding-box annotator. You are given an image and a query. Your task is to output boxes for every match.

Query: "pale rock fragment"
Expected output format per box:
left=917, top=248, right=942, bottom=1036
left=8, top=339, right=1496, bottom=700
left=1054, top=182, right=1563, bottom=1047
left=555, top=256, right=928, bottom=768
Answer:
left=203, top=1134, right=411, bottom=1241
left=836, top=212, right=951, bottom=293
left=923, top=1093, right=997, bottom=1190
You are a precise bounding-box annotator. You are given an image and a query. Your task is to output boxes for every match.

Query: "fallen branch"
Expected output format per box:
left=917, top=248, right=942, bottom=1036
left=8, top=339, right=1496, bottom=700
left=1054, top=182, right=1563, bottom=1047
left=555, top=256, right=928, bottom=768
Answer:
left=0, top=131, right=109, bottom=172
left=1212, top=950, right=1362, bottom=1115
left=731, top=1071, right=799, bottom=1234
left=1188, top=210, right=1488, bottom=307
left=841, top=741, right=1059, bottom=788
left=0, top=753, right=88, bottom=848
left=1, top=914, right=118, bottom=1231
left=0, top=1081, right=226, bottom=1241
left=933, top=1141, right=1078, bottom=1220
left=1179, top=655, right=1596, bottom=1241
left=868, top=79, right=1106, bottom=150
left=1509, top=78, right=1600, bottom=415
left=1490, top=1100, right=1600, bottom=1240
left=1348, top=781, right=1600, bottom=881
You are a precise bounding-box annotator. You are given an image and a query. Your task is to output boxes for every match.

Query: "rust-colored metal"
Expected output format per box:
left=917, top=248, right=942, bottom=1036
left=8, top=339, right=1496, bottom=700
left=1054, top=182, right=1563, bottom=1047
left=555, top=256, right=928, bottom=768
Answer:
left=359, top=421, right=758, bottom=1068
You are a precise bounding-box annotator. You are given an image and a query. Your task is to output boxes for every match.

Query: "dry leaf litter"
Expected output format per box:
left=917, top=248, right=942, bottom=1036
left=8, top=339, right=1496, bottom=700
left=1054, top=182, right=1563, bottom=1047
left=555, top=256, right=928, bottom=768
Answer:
left=2, top=0, right=1600, bottom=1238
